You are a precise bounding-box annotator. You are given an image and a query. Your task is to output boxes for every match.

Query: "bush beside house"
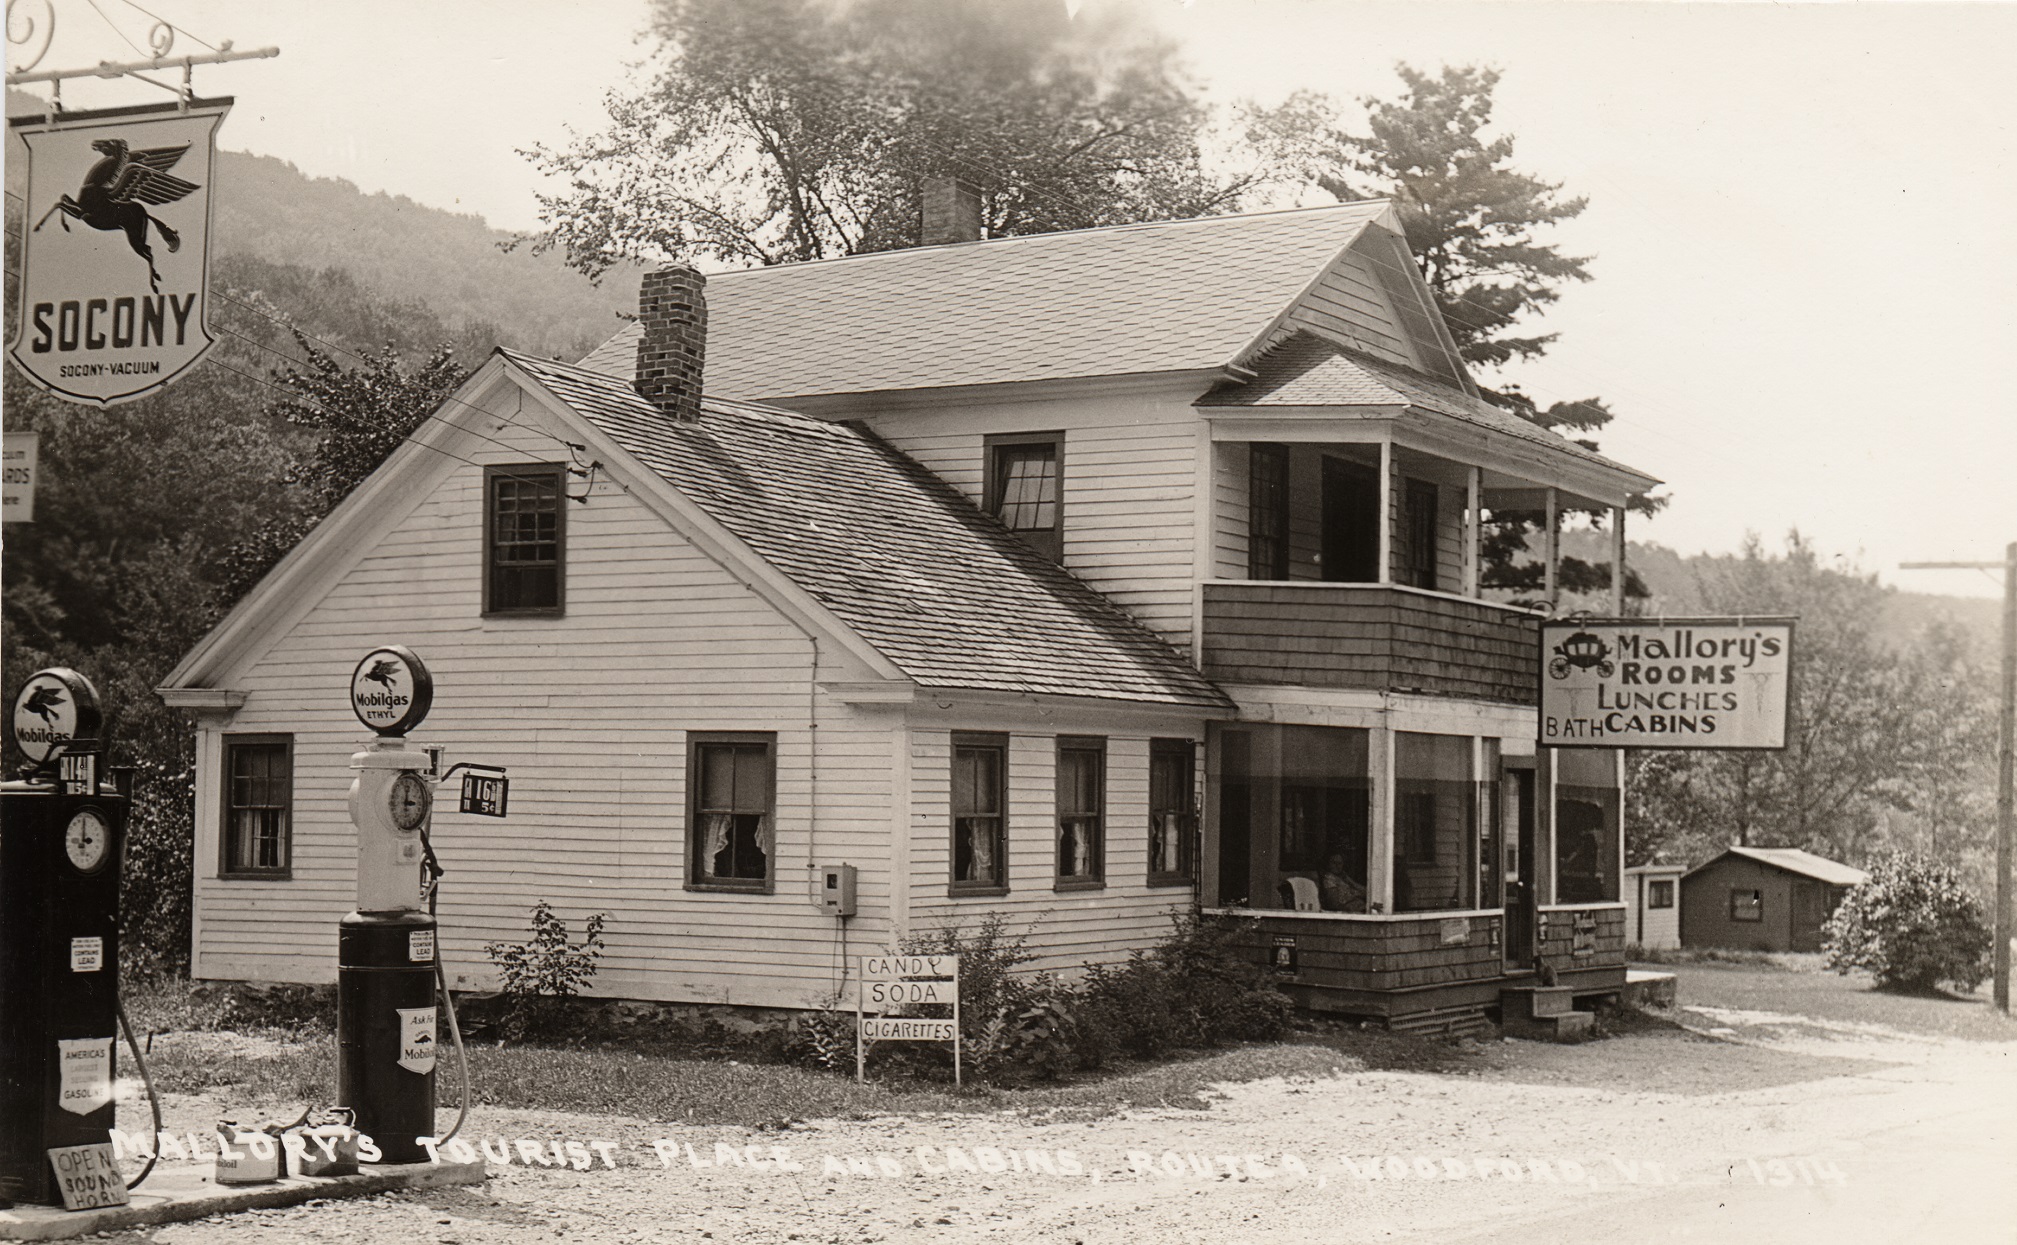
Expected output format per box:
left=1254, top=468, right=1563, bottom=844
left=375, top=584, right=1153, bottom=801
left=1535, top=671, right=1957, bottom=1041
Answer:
left=1822, top=853, right=1991, bottom=994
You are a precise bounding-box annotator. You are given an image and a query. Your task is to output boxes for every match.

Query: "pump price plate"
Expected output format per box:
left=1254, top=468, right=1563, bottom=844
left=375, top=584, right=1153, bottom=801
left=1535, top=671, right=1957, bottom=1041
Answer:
left=460, top=772, right=508, bottom=817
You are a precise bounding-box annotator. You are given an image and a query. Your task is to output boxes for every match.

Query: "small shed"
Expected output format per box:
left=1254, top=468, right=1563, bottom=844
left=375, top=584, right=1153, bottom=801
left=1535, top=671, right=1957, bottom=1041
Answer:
left=1624, top=863, right=1685, bottom=950
left=1680, top=847, right=1868, bottom=953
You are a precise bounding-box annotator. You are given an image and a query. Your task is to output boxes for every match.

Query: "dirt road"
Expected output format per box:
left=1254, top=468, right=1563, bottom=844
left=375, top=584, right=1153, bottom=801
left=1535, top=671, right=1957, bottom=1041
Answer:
left=98, top=967, right=2016, bottom=1244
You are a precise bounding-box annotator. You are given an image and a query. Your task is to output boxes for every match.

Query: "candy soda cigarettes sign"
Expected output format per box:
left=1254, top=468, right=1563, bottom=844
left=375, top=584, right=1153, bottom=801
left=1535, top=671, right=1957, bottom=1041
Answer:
left=1540, top=619, right=1793, bottom=750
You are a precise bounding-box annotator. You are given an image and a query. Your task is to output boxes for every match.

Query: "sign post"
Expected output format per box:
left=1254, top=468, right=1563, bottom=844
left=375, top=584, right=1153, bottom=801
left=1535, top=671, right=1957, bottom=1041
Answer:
left=855, top=954, right=961, bottom=1086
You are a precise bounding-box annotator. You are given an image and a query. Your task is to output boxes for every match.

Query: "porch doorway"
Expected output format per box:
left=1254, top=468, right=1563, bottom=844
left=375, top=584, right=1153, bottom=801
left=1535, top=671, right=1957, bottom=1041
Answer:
left=1504, top=765, right=1538, bottom=969
left=1320, top=456, right=1381, bottom=582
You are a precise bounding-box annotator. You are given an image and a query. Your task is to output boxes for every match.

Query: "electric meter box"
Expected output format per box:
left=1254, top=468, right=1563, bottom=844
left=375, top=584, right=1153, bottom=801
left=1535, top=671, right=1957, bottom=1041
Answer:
left=818, top=863, right=857, bottom=917
left=0, top=781, right=129, bottom=1205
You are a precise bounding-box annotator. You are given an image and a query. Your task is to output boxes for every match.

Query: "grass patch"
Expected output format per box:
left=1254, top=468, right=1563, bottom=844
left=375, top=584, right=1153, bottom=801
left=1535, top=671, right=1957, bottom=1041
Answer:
left=1627, top=946, right=1825, bottom=972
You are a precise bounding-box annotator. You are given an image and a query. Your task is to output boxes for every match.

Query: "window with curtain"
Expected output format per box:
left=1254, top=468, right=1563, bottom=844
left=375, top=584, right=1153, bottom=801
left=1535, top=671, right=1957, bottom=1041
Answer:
left=689, top=735, right=774, bottom=889
left=1148, top=739, right=1196, bottom=885
left=951, top=735, right=1006, bottom=893
left=222, top=735, right=292, bottom=877
left=1055, top=737, right=1104, bottom=887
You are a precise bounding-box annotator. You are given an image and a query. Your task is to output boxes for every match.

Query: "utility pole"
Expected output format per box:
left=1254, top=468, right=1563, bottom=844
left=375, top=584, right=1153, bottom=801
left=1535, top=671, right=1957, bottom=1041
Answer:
left=1901, top=544, right=2016, bottom=1016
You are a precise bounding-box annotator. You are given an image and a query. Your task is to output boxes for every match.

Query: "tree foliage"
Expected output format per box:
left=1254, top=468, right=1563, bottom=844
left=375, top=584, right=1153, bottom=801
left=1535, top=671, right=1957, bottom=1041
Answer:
left=1823, top=853, right=1992, bottom=994
left=519, top=0, right=1250, bottom=274
left=1627, top=534, right=1998, bottom=881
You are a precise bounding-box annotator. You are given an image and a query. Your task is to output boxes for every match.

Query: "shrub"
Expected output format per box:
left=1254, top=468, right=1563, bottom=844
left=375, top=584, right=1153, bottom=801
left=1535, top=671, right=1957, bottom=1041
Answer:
left=483, top=902, right=609, bottom=1042
left=783, top=998, right=857, bottom=1072
left=1823, top=853, right=1991, bottom=993
left=899, top=913, right=1051, bottom=1076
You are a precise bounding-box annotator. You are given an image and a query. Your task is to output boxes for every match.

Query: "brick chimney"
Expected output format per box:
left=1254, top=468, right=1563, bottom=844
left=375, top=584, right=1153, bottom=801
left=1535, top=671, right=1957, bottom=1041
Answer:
left=920, top=177, right=983, bottom=246
left=635, top=264, right=707, bottom=421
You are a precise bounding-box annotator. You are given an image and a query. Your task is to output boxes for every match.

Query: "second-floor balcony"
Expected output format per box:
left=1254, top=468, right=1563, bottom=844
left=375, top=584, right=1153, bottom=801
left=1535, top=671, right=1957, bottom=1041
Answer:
left=1200, top=582, right=1542, bottom=703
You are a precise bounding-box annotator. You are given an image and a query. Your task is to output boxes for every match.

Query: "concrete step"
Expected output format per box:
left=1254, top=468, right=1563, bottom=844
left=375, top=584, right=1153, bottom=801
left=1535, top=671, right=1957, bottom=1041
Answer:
left=1500, top=985, right=1576, bottom=1021
left=1502, top=1009, right=1595, bottom=1043
left=1623, top=969, right=1678, bottom=1008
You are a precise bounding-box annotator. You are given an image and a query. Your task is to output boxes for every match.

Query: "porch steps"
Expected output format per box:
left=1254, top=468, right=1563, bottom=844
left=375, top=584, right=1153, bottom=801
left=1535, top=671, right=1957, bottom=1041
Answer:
left=1387, top=1002, right=1494, bottom=1039
left=1499, top=985, right=1594, bottom=1042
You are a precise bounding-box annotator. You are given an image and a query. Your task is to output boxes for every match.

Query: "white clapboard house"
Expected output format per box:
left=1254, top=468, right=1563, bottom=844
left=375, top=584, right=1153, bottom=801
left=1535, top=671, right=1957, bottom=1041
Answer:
left=160, top=191, right=1659, bottom=1031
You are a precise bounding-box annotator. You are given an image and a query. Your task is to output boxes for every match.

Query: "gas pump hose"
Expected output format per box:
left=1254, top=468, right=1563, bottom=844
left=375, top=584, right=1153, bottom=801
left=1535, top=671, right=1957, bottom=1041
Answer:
left=114, top=997, right=163, bottom=1190
left=421, top=826, right=471, bottom=1146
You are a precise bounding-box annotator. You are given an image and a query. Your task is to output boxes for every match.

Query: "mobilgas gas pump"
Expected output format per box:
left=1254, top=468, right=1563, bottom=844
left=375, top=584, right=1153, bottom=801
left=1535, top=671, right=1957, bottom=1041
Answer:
left=337, top=646, right=443, bottom=1166
left=0, top=669, right=157, bottom=1208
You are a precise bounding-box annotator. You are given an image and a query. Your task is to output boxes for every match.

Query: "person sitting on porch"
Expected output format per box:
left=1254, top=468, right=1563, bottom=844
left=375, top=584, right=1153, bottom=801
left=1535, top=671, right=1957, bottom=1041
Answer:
left=1321, top=854, right=1367, bottom=913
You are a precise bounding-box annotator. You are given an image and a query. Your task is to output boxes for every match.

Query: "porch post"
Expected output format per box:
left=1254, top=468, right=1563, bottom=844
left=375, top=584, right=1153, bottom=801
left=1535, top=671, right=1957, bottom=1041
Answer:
left=1464, top=466, right=1482, bottom=598
left=1377, top=439, right=1394, bottom=586
left=1370, top=726, right=1395, bottom=913
left=1543, top=487, right=1559, bottom=607
left=1610, top=504, right=1627, bottom=615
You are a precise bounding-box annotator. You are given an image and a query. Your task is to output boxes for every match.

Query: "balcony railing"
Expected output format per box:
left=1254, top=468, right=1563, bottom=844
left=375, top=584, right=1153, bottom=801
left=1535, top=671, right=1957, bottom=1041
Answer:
left=1200, top=582, right=1541, bottom=703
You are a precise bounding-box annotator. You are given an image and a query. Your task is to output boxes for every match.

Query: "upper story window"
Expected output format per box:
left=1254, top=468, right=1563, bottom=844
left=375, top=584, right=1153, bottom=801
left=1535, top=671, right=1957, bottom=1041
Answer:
left=689, top=733, right=775, bottom=891
left=951, top=734, right=1008, bottom=895
left=222, top=734, right=292, bottom=878
left=985, top=432, right=1063, bottom=562
left=1399, top=477, right=1439, bottom=590
left=1148, top=738, right=1197, bottom=886
left=1248, top=443, right=1290, bottom=580
left=486, top=464, right=565, bottom=615
left=1055, top=736, right=1105, bottom=888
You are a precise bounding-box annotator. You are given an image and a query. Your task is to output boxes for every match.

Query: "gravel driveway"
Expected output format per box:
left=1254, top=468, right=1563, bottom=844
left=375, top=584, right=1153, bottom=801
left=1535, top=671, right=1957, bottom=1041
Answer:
left=96, top=969, right=2016, bottom=1244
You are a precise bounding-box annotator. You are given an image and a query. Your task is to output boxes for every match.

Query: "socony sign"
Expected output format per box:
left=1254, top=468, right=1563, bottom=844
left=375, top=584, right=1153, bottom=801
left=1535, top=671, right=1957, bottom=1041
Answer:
left=8, top=99, right=231, bottom=407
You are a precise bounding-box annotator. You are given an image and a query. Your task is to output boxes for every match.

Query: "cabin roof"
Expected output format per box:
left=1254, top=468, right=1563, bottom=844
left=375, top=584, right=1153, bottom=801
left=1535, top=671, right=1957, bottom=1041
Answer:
left=576, top=201, right=1401, bottom=399
left=506, top=350, right=1233, bottom=710
left=1686, top=846, right=1870, bottom=887
left=1197, top=332, right=1658, bottom=485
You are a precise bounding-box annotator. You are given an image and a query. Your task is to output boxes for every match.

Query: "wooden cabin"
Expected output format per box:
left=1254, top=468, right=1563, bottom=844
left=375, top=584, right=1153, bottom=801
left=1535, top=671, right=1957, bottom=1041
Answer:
left=1680, top=847, right=1867, bottom=953
left=160, top=193, right=1660, bottom=1031
left=1624, top=863, right=1685, bottom=951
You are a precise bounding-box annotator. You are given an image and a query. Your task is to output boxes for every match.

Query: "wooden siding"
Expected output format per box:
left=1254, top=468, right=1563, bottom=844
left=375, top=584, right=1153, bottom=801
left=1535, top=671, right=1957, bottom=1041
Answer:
left=1677, top=857, right=1846, bottom=953
left=906, top=728, right=1198, bottom=975
left=1217, top=912, right=1504, bottom=1022
left=190, top=406, right=900, bottom=1011
left=1280, top=251, right=1419, bottom=369
left=1201, top=583, right=1539, bottom=702
left=1537, top=905, right=1628, bottom=970
left=863, top=388, right=1202, bottom=656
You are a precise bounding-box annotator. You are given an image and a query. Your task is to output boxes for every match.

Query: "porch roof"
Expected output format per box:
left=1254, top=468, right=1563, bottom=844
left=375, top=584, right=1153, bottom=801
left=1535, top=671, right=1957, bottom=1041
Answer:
left=1197, top=332, right=1660, bottom=491
left=506, top=350, right=1234, bottom=711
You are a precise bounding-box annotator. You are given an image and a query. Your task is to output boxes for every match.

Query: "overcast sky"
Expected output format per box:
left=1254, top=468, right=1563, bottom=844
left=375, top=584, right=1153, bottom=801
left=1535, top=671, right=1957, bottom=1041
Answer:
left=16, top=0, right=2015, bottom=599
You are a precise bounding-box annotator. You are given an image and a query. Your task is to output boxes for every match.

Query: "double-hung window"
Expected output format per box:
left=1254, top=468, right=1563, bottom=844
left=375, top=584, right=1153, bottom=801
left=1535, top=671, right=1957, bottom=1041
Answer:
left=1148, top=739, right=1196, bottom=886
left=985, top=433, right=1064, bottom=562
left=1055, top=737, right=1105, bottom=888
left=485, top=464, right=565, bottom=615
left=1648, top=879, right=1676, bottom=909
left=689, top=734, right=775, bottom=891
left=222, top=735, right=292, bottom=878
left=1247, top=443, right=1290, bottom=580
left=1400, top=477, right=1439, bottom=590
left=951, top=734, right=1007, bottom=894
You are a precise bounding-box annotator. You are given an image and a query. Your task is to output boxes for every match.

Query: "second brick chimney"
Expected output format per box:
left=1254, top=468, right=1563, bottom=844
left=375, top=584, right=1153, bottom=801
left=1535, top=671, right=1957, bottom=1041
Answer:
left=635, top=264, right=707, bottom=422
left=920, top=177, right=983, bottom=246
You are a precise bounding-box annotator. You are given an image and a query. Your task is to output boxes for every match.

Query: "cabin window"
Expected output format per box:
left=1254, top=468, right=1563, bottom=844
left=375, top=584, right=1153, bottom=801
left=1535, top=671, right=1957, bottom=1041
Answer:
left=1394, top=732, right=1476, bottom=913
left=1055, top=737, right=1105, bottom=888
left=985, top=432, right=1064, bottom=562
left=1555, top=749, right=1622, bottom=904
left=1648, top=879, right=1676, bottom=909
left=1148, top=739, right=1197, bottom=886
left=1399, top=477, right=1439, bottom=590
left=1247, top=443, right=1290, bottom=580
left=950, top=734, right=1007, bottom=895
left=485, top=464, right=565, bottom=615
left=1730, top=888, right=1764, bottom=922
left=688, top=734, right=775, bottom=891
left=221, top=735, right=292, bottom=878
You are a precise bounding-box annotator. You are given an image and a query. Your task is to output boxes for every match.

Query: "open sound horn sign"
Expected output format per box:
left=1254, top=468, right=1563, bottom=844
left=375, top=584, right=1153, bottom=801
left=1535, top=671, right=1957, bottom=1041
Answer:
left=350, top=646, right=433, bottom=737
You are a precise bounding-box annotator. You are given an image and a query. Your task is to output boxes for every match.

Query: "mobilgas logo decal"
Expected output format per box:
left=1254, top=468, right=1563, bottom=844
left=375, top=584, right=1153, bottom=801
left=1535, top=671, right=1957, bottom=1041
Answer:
left=9, top=100, right=231, bottom=407
left=11, top=667, right=102, bottom=765
left=350, top=646, right=434, bottom=736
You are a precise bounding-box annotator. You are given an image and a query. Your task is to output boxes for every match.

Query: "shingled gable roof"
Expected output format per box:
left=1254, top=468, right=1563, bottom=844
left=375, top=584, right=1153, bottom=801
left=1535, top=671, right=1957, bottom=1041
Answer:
left=1197, top=331, right=1657, bottom=483
left=1687, top=846, right=1870, bottom=888
left=504, top=350, right=1232, bottom=711
left=576, top=201, right=1401, bottom=399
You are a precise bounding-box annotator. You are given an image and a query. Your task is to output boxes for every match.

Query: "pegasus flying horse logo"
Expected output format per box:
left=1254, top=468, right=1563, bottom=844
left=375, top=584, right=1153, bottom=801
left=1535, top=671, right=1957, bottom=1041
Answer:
left=20, top=685, right=66, bottom=724
left=362, top=659, right=402, bottom=691
left=33, top=137, right=198, bottom=292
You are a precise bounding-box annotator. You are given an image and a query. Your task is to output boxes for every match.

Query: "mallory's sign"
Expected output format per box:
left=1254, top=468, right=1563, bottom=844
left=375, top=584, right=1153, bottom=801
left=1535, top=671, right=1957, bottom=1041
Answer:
left=9, top=98, right=231, bottom=407
left=1539, top=618, right=1794, bottom=750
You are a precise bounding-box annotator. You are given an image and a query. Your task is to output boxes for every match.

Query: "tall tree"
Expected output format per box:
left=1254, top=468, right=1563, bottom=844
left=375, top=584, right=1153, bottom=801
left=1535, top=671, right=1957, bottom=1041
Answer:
left=518, top=0, right=1250, bottom=275
left=1251, top=65, right=1660, bottom=599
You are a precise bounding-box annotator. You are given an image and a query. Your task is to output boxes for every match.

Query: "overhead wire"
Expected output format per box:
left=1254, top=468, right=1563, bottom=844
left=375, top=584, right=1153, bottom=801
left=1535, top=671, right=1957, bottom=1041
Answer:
left=112, top=0, right=222, bottom=53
